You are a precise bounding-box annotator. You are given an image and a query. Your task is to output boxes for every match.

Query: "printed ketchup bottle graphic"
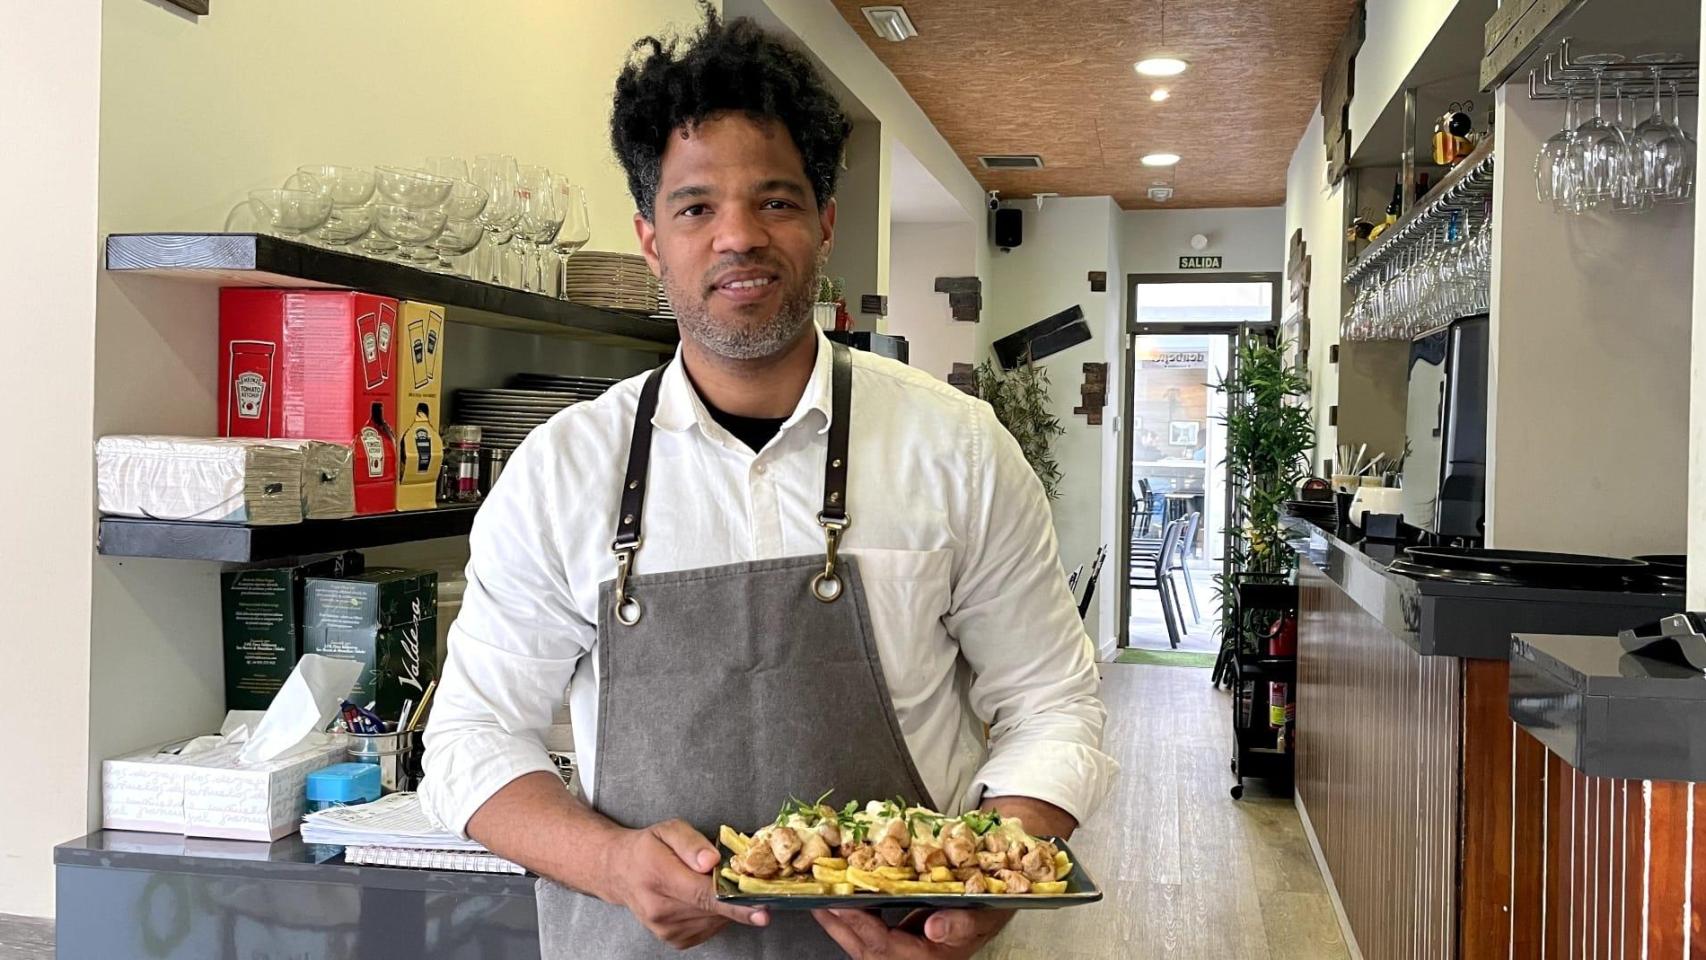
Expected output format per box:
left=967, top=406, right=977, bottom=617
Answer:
left=358, top=402, right=396, bottom=480
left=375, top=302, right=396, bottom=384
left=227, top=340, right=277, bottom=437
left=357, top=310, right=384, bottom=390
left=411, top=403, right=434, bottom=470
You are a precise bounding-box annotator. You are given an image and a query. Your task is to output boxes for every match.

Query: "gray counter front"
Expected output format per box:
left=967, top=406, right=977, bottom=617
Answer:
left=54, top=830, right=539, bottom=959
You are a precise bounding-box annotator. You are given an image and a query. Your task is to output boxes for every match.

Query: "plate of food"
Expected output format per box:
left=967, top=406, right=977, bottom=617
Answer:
left=715, top=796, right=1101, bottom=910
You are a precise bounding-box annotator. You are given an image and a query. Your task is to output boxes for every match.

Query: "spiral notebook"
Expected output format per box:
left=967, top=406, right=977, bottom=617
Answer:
left=344, top=845, right=526, bottom=875
left=303, top=793, right=527, bottom=876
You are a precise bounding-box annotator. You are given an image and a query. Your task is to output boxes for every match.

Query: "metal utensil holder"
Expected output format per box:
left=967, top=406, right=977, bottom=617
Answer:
left=1527, top=38, right=1699, bottom=102
left=347, top=724, right=421, bottom=794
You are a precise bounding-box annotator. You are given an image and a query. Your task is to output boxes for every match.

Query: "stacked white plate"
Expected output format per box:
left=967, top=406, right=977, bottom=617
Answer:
left=653, top=290, right=678, bottom=323
left=451, top=376, right=620, bottom=450
left=562, top=252, right=659, bottom=313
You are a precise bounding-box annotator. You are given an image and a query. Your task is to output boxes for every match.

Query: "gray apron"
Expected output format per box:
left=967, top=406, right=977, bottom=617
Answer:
left=537, top=343, right=935, bottom=959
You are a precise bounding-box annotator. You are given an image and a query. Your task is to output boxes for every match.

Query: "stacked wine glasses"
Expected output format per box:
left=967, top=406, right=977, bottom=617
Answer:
left=1344, top=215, right=1492, bottom=341
left=222, top=156, right=595, bottom=294
left=1530, top=44, right=1697, bottom=216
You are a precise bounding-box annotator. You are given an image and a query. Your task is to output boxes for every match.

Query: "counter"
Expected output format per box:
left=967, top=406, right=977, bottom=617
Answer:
left=1288, top=518, right=1680, bottom=960
left=54, top=830, right=539, bottom=959
left=1498, top=633, right=1706, bottom=957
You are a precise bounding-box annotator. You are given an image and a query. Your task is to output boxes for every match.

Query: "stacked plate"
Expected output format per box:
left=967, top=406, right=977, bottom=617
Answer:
left=652, top=290, right=678, bottom=323
left=451, top=375, right=619, bottom=450
left=562, top=252, right=659, bottom=313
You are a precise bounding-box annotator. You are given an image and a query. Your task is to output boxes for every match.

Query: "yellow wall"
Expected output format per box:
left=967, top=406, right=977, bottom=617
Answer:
left=99, top=0, right=714, bottom=245
left=0, top=0, right=716, bottom=921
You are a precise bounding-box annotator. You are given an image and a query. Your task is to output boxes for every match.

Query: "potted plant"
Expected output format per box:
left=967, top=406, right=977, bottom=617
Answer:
left=815, top=277, right=844, bottom=331
left=1214, top=335, right=1313, bottom=648
left=973, top=359, right=1064, bottom=500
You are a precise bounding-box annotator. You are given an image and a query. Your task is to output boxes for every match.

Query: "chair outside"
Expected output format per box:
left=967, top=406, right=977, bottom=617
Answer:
left=1129, top=518, right=1186, bottom=648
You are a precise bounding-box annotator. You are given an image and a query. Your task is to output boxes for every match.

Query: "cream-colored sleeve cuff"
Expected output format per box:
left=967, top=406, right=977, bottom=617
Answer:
left=965, top=741, right=1120, bottom=826
left=419, top=730, right=561, bottom=839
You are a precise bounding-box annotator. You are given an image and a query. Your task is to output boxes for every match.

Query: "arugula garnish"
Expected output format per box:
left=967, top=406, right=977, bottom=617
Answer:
left=775, top=790, right=837, bottom=828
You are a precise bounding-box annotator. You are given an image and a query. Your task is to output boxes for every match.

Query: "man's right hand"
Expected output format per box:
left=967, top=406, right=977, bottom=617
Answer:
left=603, top=819, right=772, bottom=950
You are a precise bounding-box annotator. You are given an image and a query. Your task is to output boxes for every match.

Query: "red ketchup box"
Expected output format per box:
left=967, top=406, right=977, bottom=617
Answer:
left=219, top=289, right=399, bottom=515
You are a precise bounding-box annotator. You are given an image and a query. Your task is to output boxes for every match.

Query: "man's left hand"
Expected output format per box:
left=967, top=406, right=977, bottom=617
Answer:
left=812, top=907, right=1011, bottom=958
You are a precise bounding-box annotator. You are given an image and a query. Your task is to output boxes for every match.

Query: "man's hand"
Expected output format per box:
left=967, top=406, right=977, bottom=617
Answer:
left=813, top=908, right=1011, bottom=959
left=605, top=819, right=771, bottom=950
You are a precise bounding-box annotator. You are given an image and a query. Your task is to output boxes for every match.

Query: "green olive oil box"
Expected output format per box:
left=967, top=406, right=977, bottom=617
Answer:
left=221, top=552, right=362, bottom=711
left=302, top=567, right=438, bottom=718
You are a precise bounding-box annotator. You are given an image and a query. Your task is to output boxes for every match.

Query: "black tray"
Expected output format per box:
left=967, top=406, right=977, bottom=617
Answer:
left=715, top=836, right=1101, bottom=911
left=1401, top=547, right=1646, bottom=588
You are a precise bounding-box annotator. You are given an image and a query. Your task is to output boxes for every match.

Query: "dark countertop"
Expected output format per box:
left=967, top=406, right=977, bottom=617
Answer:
left=1510, top=632, right=1706, bottom=782
left=55, top=829, right=537, bottom=896
left=1286, top=516, right=1681, bottom=660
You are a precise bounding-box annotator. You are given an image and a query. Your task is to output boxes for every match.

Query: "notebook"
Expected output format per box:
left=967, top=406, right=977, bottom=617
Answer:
left=344, top=845, right=525, bottom=875
left=302, top=792, right=526, bottom=875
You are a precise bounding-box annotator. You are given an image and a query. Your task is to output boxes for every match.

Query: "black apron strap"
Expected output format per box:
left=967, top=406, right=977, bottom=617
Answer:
left=614, top=342, right=857, bottom=620
left=610, top=362, right=668, bottom=626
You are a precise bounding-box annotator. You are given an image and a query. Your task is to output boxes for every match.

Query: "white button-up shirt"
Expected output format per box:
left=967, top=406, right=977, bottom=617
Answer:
left=421, top=328, right=1117, bottom=837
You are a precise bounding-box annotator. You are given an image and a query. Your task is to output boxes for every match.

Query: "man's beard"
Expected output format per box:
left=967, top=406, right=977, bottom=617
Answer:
left=662, top=257, right=821, bottom=362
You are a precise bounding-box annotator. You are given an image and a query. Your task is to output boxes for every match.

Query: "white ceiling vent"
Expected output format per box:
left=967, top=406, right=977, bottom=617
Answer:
left=861, top=6, right=919, bottom=42
left=978, top=155, right=1045, bottom=170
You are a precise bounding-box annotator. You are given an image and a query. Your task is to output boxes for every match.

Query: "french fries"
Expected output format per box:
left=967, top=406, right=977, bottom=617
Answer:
left=716, top=800, right=1084, bottom=900
left=719, top=825, right=751, bottom=857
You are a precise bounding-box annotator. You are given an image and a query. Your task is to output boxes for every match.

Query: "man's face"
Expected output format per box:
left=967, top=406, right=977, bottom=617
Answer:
left=636, top=113, right=835, bottom=361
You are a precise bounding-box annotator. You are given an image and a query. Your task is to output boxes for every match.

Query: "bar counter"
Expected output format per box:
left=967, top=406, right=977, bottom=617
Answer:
left=54, top=830, right=540, bottom=959
left=1288, top=519, right=1679, bottom=959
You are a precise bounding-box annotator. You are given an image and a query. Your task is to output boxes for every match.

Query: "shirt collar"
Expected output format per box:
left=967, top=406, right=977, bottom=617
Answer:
left=652, top=325, right=836, bottom=438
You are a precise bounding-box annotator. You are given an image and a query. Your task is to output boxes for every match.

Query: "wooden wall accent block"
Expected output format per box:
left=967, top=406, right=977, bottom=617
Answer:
left=1087, top=270, right=1107, bottom=293
left=1076, top=362, right=1108, bottom=425
left=859, top=294, right=888, bottom=316
left=935, top=277, right=982, bottom=323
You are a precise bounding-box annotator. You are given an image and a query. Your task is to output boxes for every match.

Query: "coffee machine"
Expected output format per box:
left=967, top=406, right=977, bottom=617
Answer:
left=1399, top=313, right=1488, bottom=543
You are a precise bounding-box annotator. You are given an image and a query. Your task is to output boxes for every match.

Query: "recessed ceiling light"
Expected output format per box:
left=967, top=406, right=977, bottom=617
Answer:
left=1135, top=58, right=1189, bottom=77
left=862, top=5, right=919, bottom=42
left=1150, top=88, right=1171, bottom=102
left=1141, top=153, right=1181, bottom=167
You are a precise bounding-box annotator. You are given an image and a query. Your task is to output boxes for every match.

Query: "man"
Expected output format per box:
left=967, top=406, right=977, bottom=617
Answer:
left=420, top=10, right=1115, bottom=958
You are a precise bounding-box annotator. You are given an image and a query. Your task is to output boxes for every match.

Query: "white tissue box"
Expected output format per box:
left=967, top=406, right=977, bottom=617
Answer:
left=102, top=737, right=348, bottom=841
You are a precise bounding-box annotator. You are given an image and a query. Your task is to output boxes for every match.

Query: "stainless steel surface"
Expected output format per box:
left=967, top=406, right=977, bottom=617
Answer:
left=1526, top=38, right=1700, bottom=101
left=1342, top=138, right=1495, bottom=286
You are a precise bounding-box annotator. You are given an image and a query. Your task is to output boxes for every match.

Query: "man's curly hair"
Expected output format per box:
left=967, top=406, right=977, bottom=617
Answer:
left=611, top=6, right=851, bottom=222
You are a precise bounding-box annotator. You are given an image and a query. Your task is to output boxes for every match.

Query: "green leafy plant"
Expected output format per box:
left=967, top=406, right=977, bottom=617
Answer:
left=1213, top=336, right=1313, bottom=645
left=974, top=359, right=1065, bottom=500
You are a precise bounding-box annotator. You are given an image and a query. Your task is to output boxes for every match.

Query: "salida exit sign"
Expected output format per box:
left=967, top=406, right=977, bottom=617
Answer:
left=1178, top=256, right=1223, bottom=270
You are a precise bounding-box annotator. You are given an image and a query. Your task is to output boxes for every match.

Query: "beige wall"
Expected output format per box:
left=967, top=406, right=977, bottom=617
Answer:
left=1120, top=206, right=1286, bottom=276
left=887, top=223, right=979, bottom=379
left=0, top=0, right=103, bottom=920
left=1283, top=110, right=1347, bottom=474
left=827, top=121, right=890, bottom=331
left=1488, top=86, right=1693, bottom=554
left=979, top=197, right=1123, bottom=656
left=1349, top=0, right=1464, bottom=156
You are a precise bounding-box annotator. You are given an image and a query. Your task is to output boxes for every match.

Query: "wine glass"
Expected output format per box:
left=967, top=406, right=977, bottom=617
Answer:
left=472, top=154, right=521, bottom=284
left=1610, top=85, right=1652, bottom=213
left=425, top=156, right=470, bottom=183
left=1661, top=80, right=1696, bottom=204
left=514, top=165, right=563, bottom=292
left=1567, top=54, right=1631, bottom=212
left=550, top=182, right=591, bottom=300
left=1535, top=83, right=1579, bottom=207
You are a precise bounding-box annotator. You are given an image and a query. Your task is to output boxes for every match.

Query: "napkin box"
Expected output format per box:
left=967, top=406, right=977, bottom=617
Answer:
left=102, top=737, right=347, bottom=841
left=219, top=289, right=399, bottom=514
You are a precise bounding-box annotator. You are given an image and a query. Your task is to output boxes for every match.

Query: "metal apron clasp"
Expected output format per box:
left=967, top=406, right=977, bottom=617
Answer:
left=812, top=514, right=848, bottom=603
left=613, top=542, right=642, bottom=626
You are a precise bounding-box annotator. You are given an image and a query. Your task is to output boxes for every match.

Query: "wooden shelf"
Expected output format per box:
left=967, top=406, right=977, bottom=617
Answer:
left=97, top=505, right=480, bottom=563
left=105, top=232, right=679, bottom=353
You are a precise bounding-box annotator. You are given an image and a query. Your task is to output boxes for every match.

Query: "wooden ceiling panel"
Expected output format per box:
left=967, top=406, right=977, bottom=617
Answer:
left=829, top=0, right=1361, bottom=209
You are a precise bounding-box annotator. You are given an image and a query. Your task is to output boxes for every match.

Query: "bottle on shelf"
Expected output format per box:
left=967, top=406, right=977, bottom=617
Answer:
left=1368, top=175, right=1404, bottom=241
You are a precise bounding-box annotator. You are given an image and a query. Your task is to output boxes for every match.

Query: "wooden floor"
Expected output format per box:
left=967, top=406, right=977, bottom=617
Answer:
left=0, top=914, right=52, bottom=960
left=985, top=664, right=1350, bottom=959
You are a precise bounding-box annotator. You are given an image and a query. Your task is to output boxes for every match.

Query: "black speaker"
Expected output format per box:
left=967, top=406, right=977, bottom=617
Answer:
left=991, top=208, right=1023, bottom=251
